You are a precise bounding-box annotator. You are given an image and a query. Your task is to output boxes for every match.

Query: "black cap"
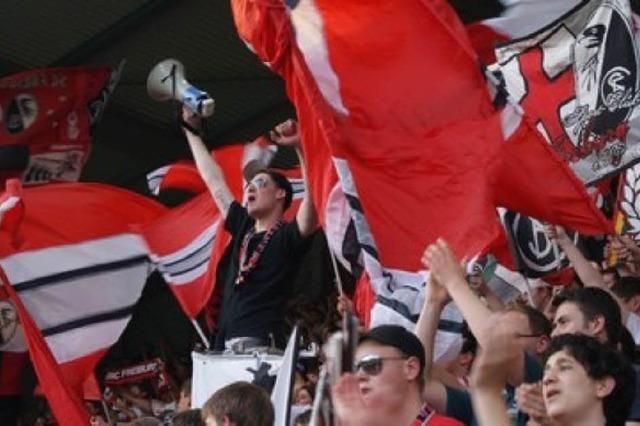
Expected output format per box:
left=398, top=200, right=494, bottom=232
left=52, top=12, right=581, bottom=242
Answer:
left=359, top=325, right=425, bottom=372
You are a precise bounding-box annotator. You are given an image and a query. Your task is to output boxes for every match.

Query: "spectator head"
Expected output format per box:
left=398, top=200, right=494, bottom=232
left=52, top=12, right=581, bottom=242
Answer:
left=444, top=322, right=477, bottom=382
left=551, top=287, right=622, bottom=347
left=293, top=409, right=312, bottom=426
left=602, top=266, right=620, bottom=288
left=294, top=384, right=314, bottom=406
left=201, top=381, right=274, bottom=426
left=512, top=305, right=552, bottom=357
left=172, top=409, right=204, bottom=426
left=243, top=170, right=293, bottom=218
left=611, top=276, right=640, bottom=314
left=528, top=279, right=553, bottom=311
left=543, top=334, right=635, bottom=426
left=354, top=325, right=425, bottom=411
left=178, top=378, right=192, bottom=413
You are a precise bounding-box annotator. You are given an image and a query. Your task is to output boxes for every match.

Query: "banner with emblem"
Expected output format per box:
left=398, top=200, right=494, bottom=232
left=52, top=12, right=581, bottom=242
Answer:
left=491, top=0, right=640, bottom=185
left=614, top=162, right=640, bottom=241
left=498, top=208, right=583, bottom=279
left=191, top=352, right=284, bottom=408
left=0, top=64, right=121, bottom=185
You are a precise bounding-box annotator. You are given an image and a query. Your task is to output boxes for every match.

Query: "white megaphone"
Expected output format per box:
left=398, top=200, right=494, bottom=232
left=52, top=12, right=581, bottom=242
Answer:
left=147, top=58, right=215, bottom=117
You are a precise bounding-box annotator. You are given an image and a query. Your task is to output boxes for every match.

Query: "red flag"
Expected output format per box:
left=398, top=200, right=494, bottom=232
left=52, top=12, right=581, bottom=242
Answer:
left=0, top=180, right=165, bottom=424
left=231, top=0, right=611, bottom=329
left=490, top=0, right=640, bottom=185
left=1, top=267, right=88, bottom=425
left=0, top=65, right=120, bottom=185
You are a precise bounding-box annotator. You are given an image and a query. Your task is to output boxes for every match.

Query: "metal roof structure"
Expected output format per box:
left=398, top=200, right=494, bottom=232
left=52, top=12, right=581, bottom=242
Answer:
left=0, top=0, right=504, bottom=192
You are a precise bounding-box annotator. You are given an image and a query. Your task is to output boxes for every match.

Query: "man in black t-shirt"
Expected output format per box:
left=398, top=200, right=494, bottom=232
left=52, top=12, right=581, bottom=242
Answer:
left=182, top=109, right=318, bottom=350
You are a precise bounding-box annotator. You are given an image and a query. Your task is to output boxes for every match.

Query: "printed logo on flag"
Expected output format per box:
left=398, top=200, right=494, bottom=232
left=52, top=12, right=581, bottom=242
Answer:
left=0, top=300, right=18, bottom=349
left=22, top=150, right=87, bottom=184
left=5, top=94, right=38, bottom=134
left=501, top=210, right=579, bottom=277
left=555, top=8, right=636, bottom=170
left=494, top=0, right=640, bottom=184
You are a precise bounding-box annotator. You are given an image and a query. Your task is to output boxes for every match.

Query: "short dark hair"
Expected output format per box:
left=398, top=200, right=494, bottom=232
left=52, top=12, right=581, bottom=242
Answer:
left=263, top=170, right=293, bottom=211
left=611, top=276, right=640, bottom=301
left=553, top=287, right=622, bottom=347
left=545, top=334, right=636, bottom=426
left=602, top=266, right=620, bottom=283
left=201, top=382, right=274, bottom=426
left=171, top=409, right=204, bottom=426
left=460, top=322, right=478, bottom=355
left=294, top=409, right=312, bottom=426
left=516, top=305, right=552, bottom=337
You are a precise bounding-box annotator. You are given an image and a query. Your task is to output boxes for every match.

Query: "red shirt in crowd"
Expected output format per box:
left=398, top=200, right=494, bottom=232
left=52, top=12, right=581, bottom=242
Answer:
left=412, top=404, right=463, bottom=426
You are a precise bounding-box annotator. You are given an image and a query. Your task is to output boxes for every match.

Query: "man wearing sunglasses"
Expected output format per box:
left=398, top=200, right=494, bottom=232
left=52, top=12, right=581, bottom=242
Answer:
left=333, top=325, right=462, bottom=425
left=182, top=109, right=318, bottom=351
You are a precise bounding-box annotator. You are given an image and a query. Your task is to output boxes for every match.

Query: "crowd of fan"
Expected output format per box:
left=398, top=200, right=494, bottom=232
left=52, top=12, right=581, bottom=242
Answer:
left=22, top=225, right=628, bottom=426
left=9, top=100, right=640, bottom=426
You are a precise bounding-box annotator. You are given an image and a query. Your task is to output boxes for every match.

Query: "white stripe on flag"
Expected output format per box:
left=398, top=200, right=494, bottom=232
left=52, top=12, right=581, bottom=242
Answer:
left=153, top=222, right=218, bottom=285
left=147, top=166, right=170, bottom=195
left=0, top=234, right=148, bottom=285
left=17, top=262, right=150, bottom=332
left=289, top=0, right=349, bottom=115
left=45, top=316, right=132, bottom=364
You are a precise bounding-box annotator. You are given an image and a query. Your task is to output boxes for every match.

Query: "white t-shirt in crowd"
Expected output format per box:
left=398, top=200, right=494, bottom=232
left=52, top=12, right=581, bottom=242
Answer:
left=626, top=312, right=640, bottom=345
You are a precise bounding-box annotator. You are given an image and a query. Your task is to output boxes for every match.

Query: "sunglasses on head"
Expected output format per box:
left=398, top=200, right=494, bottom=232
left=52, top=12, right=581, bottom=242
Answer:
left=354, top=355, right=408, bottom=376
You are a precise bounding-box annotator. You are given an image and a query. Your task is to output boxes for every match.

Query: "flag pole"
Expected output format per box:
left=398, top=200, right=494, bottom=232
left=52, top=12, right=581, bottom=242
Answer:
left=329, top=250, right=344, bottom=296
left=191, top=319, right=210, bottom=350
left=99, top=400, right=113, bottom=425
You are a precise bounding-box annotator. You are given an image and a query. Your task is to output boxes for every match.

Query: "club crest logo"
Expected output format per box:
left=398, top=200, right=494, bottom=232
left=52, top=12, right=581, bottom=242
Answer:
left=5, top=94, right=38, bottom=134
left=0, top=300, right=18, bottom=349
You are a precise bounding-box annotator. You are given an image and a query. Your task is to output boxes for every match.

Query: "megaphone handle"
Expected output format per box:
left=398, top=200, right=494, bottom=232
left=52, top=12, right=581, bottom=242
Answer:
left=176, top=103, right=206, bottom=138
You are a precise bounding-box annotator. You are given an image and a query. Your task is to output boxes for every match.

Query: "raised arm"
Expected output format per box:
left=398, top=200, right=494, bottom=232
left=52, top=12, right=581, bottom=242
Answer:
left=414, top=267, right=450, bottom=412
left=182, top=108, right=234, bottom=218
left=422, top=239, right=524, bottom=385
left=548, top=225, right=632, bottom=322
left=546, top=225, right=604, bottom=287
left=469, top=313, right=520, bottom=426
left=270, top=119, right=318, bottom=237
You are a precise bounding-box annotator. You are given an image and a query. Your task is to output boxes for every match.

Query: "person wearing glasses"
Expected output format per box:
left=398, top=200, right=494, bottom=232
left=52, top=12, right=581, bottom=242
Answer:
left=469, top=329, right=635, bottom=426
left=182, top=109, right=318, bottom=351
left=332, top=324, right=462, bottom=426
left=419, top=239, right=551, bottom=425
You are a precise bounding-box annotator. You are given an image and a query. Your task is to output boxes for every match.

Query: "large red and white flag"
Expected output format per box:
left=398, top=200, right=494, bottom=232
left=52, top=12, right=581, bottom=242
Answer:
left=0, top=180, right=165, bottom=424
left=231, top=0, right=610, bottom=335
left=0, top=65, right=121, bottom=185
left=489, top=0, right=640, bottom=185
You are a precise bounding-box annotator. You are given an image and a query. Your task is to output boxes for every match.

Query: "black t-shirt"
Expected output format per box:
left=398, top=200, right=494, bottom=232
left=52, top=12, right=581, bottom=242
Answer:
left=214, top=202, right=307, bottom=350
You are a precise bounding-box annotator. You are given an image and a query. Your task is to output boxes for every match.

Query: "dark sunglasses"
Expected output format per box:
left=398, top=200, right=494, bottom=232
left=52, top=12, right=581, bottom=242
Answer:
left=354, top=355, right=408, bottom=376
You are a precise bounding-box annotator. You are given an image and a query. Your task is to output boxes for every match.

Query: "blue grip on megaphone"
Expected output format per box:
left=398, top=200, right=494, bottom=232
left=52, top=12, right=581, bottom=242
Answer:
left=182, top=85, right=212, bottom=116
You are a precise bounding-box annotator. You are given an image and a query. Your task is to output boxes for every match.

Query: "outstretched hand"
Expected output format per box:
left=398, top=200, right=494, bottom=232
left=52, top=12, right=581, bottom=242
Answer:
left=470, top=313, right=521, bottom=390
left=181, top=106, right=202, bottom=135
left=515, top=382, right=550, bottom=424
left=421, top=239, right=466, bottom=290
left=544, top=224, right=570, bottom=245
left=269, top=119, right=300, bottom=147
left=332, top=373, right=371, bottom=425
